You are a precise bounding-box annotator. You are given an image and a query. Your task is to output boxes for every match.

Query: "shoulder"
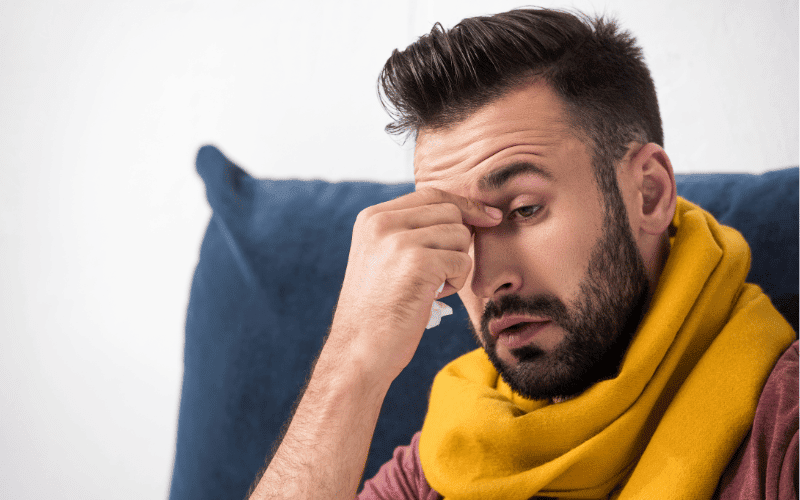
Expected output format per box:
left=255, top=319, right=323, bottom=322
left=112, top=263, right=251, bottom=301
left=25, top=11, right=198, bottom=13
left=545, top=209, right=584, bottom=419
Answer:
left=716, top=341, right=798, bottom=500
left=358, top=432, right=441, bottom=500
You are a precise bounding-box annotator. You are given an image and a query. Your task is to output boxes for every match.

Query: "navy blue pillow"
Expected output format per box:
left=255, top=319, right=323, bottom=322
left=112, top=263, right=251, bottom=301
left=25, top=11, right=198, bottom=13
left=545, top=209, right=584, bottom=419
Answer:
left=169, top=145, right=798, bottom=500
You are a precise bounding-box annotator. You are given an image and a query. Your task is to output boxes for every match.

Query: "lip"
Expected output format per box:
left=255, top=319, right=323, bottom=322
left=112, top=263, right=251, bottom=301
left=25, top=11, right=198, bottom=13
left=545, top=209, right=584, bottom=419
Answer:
left=496, top=321, right=552, bottom=349
left=489, top=314, right=551, bottom=338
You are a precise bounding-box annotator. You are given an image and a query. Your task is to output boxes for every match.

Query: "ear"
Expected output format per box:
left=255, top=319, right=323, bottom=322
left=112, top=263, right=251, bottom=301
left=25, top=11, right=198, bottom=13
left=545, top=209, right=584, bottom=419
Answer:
left=624, top=143, right=677, bottom=237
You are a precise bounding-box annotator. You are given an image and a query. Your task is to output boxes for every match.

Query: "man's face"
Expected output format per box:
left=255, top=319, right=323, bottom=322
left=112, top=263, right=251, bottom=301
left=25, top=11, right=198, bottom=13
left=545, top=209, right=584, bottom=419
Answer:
left=414, top=81, right=649, bottom=400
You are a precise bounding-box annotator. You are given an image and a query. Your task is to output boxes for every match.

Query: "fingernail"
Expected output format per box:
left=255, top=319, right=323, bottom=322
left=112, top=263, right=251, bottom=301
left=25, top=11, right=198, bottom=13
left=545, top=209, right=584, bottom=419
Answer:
left=484, top=206, right=503, bottom=219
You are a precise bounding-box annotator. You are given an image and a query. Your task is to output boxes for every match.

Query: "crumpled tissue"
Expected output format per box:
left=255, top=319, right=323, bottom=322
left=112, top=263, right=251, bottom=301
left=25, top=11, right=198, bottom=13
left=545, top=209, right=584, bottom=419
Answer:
left=426, top=282, right=454, bottom=329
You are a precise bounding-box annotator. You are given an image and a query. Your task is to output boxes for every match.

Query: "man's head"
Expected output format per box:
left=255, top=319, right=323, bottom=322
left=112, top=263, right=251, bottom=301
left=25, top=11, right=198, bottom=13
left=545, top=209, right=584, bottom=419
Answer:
left=379, top=9, right=663, bottom=196
left=379, top=8, right=677, bottom=400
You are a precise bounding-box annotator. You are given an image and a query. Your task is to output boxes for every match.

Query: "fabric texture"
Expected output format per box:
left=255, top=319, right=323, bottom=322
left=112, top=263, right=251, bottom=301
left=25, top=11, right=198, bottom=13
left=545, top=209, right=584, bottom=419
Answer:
left=359, top=432, right=442, bottom=500
left=359, top=342, right=799, bottom=500
left=168, top=145, right=798, bottom=500
left=716, top=342, right=799, bottom=500
left=168, top=146, right=476, bottom=500
left=418, top=198, right=796, bottom=499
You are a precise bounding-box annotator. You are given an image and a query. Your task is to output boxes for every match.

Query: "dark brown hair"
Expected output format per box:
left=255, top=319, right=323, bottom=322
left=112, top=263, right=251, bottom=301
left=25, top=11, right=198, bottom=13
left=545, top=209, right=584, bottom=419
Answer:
left=378, top=8, right=663, bottom=194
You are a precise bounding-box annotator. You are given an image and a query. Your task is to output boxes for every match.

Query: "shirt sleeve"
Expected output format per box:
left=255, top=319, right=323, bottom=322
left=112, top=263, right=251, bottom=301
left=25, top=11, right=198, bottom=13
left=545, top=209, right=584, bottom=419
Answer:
left=357, top=432, right=441, bottom=500
left=715, top=340, right=799, bottom=500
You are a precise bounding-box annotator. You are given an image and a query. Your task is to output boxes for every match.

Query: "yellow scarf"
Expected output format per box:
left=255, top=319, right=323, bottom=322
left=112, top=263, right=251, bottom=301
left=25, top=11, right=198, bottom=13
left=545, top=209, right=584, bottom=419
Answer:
left=419, top=197, right=795, bottom=500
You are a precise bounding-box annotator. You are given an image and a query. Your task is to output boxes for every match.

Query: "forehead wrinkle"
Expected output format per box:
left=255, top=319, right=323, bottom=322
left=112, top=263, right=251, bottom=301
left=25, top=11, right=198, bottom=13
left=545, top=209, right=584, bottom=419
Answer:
left=414, top=127, right=559, bottom=186
left=413, top=82, right=575, bottom=187
left=413, top=132, right=494, bottom=183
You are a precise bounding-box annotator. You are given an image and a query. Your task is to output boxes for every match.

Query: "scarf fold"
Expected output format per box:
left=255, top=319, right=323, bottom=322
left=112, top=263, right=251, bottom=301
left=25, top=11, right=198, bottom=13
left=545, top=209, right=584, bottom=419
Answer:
left=419, top=197, right=795, bottom=500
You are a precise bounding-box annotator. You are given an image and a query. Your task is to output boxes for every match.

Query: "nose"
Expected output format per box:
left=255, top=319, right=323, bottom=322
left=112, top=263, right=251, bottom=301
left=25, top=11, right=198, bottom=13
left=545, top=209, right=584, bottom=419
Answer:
left=469, top=226, right=524, bottom=299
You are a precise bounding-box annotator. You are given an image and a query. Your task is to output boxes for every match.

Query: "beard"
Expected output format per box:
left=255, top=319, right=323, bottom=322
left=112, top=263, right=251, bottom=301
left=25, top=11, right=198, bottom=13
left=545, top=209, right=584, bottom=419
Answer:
left=470, top=190, right=650, bottom=401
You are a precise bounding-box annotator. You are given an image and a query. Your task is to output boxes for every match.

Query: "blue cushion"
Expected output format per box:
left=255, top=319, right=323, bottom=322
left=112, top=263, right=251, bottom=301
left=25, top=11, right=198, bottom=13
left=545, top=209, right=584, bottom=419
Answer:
left=169, top=145, right=798, bottom=500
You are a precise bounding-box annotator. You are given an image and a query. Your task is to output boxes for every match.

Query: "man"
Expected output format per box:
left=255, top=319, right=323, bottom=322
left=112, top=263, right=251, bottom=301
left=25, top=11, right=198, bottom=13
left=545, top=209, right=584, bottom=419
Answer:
left=249, top=8, right=797, bottom=500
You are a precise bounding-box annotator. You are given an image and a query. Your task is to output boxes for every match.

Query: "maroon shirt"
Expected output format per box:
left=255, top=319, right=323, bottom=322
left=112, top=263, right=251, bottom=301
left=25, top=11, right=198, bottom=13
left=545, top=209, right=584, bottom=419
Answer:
left=359, top=342, right=798, bottom=500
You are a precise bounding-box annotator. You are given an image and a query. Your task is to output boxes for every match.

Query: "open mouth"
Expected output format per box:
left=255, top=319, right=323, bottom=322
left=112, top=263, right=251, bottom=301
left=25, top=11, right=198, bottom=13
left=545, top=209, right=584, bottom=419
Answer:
left=490, top=315, right=551, bottom=338
left=502, top=321, right=533, bottom=334
left=490, top=317, right=552, bottom=349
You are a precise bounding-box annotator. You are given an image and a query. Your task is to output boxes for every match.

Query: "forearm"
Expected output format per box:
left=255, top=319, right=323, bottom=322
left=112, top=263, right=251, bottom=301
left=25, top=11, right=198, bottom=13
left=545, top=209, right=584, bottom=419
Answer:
left=248, top=189, right=497, bottom=499
left=249, top=343, right=391, bottom=500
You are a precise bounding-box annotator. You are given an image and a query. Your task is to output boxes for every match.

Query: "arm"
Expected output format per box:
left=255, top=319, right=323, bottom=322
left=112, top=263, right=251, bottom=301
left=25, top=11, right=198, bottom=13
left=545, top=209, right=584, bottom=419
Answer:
left=248, top=189, right=503, bottom=500
left=248, top=338, right=391, bottom=499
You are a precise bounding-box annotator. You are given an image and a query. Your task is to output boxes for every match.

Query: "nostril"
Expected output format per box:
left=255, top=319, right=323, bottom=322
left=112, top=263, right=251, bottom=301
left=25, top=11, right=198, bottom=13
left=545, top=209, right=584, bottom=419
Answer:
left=495, top=282, right=514, bottom=293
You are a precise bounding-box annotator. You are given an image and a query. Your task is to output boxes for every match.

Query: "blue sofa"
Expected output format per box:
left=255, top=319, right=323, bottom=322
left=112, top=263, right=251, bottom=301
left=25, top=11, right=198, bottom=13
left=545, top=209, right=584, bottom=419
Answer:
left=168, top=145, right=798, bottom=500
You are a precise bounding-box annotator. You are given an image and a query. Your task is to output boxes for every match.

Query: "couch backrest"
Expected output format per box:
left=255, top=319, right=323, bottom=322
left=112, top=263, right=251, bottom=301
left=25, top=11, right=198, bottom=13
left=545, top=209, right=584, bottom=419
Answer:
left=168, top=145, right=798, bottom=500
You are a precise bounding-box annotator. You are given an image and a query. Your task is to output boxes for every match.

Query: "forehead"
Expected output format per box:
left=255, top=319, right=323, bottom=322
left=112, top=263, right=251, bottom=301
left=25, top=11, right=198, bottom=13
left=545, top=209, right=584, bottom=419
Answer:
left=413, top=81, right=590, bottom=197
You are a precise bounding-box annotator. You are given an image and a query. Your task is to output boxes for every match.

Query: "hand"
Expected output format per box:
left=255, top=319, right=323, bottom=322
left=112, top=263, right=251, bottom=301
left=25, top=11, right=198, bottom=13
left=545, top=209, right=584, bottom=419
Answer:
left=249, top=188, right=502, bottom=500
left=324, top=188, right=503, bottom=383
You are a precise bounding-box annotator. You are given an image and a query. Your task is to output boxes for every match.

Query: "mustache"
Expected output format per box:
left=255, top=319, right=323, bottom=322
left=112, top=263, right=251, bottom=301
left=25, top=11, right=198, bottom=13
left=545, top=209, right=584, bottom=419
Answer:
left=480, top=293, right=570, bottom=333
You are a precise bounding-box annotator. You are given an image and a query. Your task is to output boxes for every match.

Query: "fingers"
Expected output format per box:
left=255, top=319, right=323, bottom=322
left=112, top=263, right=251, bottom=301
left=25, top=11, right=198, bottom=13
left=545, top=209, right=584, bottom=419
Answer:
left=369, top=187, right=503, bottom=228
left=431, top=249, right=473, bottom=299
left=346, top=187, right=494, bottom=316
left=392, top=203, right=465, bottom=230
left=386, top=223, right=472, bottom=253
left=403, top=247, right=473, bottom=299
left=358, top=204, right=461, bottom=240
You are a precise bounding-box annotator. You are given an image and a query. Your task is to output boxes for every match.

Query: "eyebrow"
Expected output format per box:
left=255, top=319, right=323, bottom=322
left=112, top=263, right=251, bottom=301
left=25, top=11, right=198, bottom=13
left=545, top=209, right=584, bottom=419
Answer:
left=478, top=161, right=554, bottom=191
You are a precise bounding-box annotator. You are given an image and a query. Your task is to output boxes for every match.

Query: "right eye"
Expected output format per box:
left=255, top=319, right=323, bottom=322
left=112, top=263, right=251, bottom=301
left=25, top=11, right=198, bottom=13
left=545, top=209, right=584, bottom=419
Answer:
left=509, top=204, right=543, bottom=221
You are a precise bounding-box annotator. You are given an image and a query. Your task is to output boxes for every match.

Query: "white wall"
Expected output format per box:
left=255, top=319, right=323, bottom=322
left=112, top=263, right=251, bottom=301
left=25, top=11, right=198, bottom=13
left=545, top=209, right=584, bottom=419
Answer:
left=0, top=1, right=796, bottom=498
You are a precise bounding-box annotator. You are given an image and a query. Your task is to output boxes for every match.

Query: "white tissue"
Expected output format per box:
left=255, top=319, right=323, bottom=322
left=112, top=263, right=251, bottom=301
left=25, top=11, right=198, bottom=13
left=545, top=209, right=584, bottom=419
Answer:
left=426, top=283, right=454, bottom=329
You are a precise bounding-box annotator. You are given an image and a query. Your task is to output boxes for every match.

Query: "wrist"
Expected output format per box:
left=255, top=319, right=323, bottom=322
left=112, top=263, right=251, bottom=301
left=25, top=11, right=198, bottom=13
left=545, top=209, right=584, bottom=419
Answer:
left=312, top=340, right=396, bottom=399
left=324, top=315, right=424, bottom=386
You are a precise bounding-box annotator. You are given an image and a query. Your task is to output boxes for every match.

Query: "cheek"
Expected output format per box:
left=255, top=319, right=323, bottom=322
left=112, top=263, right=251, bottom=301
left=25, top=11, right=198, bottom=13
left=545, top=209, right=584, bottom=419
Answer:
left=456, top=272, right=485, bottom=344
left=518, top=209, right=601, bottom=294
left=457, top=244, right=482, bottom=322
left=457, top=285, right=483, bottom=325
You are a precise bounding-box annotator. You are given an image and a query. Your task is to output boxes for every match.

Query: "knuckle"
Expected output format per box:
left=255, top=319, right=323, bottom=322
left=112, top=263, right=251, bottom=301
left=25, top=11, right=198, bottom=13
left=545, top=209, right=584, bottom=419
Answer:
left=455, top=252, right=472, bottom=275
left=365, top=210, right=395, bottom=237
left=443, top=223, right=472, bottom=249
left=384, top=231, right=406, bottom=253
left=355, top=205, right=376, bottom=225
left=442, top=203, right=462, bottom=221
left=361, top=204, right=379, bottom=218
left=455, top=223, right=472, bottom=240
left=370, top=209, right=389, bottom=227
left=447, top=268, right=469, bottom=290
left=406, top=246, right=428, bottom=267
left=445, top=255, right=461, bottom=279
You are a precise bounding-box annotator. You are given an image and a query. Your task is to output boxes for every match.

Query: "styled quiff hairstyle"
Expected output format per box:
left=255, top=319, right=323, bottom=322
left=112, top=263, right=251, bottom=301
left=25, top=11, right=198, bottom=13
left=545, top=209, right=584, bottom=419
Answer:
left=378, top=8, right=663, bottom=198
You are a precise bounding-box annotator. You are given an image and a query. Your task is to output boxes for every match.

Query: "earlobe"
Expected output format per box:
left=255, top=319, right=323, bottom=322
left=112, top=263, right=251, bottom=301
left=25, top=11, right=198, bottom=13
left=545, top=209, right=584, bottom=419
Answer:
left=630, top=143, right=676, bottom=236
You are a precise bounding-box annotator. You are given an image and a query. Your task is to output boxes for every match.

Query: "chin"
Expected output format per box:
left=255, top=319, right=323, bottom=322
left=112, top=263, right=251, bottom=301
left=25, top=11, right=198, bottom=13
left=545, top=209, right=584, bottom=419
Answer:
left=490, top=343, right=600, bottom=400
left=483, top=306, right=643, bottom=401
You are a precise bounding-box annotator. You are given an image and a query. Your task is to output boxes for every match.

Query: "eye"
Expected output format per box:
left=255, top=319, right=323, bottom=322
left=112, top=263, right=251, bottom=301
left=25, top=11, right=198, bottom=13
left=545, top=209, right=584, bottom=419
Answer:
left=509, top=204, right=542, bottom=220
